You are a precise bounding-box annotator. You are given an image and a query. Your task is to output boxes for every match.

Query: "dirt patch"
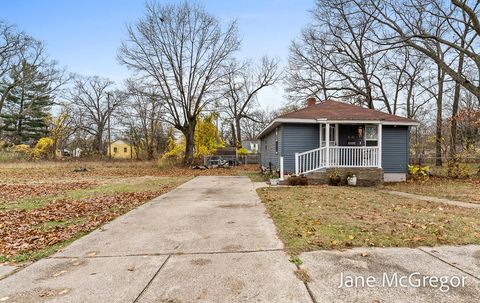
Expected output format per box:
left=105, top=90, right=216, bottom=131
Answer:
left=190, top=258, right=211, bottom=266
left=294, top=269, right=312, bottom=283
left=228, top=278, right=245, bottom=295
left=218, top=204, right=254, bottom=209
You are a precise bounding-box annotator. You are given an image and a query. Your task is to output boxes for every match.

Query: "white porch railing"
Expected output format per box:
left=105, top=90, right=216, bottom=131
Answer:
left=295, top=146, right=380, bottom=175
left=295, top=147, right=327, bottom=175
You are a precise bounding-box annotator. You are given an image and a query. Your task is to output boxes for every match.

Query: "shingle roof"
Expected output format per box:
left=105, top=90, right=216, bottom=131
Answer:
left=277, top=100, right=417, bottom=123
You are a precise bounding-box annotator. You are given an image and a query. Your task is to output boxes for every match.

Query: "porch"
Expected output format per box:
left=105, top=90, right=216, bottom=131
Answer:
left=281, top=122, right=383, bottom=177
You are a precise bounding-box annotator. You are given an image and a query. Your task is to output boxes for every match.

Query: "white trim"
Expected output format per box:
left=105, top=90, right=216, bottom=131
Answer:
left=378, top=124, right=382, bottom=168
left=325, top=123, right=330, bottom=167
left=280, top=156, right=284, bottom=181
left=321, top=119, right=419, bottom=126
left=294, top=153, right=299, bottom=175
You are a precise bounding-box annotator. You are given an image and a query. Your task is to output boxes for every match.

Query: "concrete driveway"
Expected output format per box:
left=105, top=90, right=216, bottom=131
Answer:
left=1, top=176, right=479, bottom=302
left=0, top=176, right=312, bottom=302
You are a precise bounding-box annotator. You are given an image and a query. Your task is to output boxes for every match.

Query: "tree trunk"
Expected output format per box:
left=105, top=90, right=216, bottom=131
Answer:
left=183, top=121, right=196, bottom=166
left=147, top=143, right=154, bottom=160
left=235, top=116, right=242, bottom=147
left=435, top=69, right=445, bottom=167
left=450, top=53, right=465, bottom=159
left=230, top=122, right=237, bottom=147
left=97, top=129, right=104, bottom=155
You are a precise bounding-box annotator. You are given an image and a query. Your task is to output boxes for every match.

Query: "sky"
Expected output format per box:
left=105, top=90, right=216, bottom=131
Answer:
left=1, top=0, right=314, bottom=109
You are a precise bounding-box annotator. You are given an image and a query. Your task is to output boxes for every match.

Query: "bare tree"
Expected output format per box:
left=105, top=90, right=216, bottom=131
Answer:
left=69, top=75, right=123, bottom=154
left=287, top=30, right=337, bottom=101
left=0, top=21, right=26, bottom=115
left=120, top=79, right=167, bottom=160
left=287, top=0, right=393, bottom=110
left=357, top=0, right=480, bottom=101
left=222, top=56, right=280, bottom=146
left=0, top=32, right=67, bottom=143
left=118, top=2, right=239, bottom=165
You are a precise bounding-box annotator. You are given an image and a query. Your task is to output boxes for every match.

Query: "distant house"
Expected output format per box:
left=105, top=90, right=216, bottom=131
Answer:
left=108, top=140, right=135, bottom=159
left=257, top=98, right=419, bottom=183
left=241, top=140, right=260, bottom=153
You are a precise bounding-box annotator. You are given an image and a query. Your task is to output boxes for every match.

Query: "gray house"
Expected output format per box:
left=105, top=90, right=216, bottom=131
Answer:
left=258, top=98, right=419, bottom=182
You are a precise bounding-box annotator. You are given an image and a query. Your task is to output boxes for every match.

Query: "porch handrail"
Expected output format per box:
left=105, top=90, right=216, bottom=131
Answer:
left=295, top=146, right=327, bottom=175
left=295, top=146, right=380, bottom=175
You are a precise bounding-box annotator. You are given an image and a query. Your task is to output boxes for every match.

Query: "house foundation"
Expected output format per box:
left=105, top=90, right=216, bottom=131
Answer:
left=306, top=167, right=384, bottom=186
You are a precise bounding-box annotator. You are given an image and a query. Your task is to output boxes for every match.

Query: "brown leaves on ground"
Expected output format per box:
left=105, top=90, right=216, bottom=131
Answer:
left=0, top=182, right=95, bottom=203
left=0, top=191, right=160, bottom=257
left=258, top=186, right=480, bottom=255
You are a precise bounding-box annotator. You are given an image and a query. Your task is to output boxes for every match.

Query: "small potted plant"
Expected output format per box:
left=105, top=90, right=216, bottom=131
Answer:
left=329, top=169, right=341, bottom=186
left=269, top=170, right=279, bottom=186
left=346, top=171, right=357, bottom=186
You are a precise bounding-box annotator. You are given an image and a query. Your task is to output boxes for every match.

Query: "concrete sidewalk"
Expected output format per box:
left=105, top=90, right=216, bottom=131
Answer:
left=384, top=190, right=480, bottom=209
left=0, top=176, right=312, bottom=303
left=300, top=245, right=480, bottom=302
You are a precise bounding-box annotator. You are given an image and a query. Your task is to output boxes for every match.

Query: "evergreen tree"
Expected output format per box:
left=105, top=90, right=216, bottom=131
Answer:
left=0, top=61, right=52, bottom=144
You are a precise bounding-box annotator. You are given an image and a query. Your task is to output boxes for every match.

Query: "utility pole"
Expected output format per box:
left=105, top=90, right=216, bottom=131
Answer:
left=107, top=92, right=112, bottom=160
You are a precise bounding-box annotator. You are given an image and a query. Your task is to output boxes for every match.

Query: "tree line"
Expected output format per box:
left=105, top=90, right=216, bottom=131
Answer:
left=287, top=0, right=480, bottom=165
left=1, top=1, right=479, bottom=165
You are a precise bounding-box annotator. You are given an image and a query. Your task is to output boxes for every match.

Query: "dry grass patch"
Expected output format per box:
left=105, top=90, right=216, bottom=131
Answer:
left=257, top=185, right=480, bottom=256
left=384, top=177, right=480, bottom=204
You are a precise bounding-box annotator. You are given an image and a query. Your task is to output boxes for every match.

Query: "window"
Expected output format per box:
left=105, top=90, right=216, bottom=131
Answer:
left=113, top=147, right=118, bottom=153
left=321, top=124, right=335, bottom=146
left=365, top=125, right=378, bottom=146
left=124, top=147, right=128, bottom=153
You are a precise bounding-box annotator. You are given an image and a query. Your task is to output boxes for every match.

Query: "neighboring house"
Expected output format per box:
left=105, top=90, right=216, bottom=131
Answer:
left=241, top=140, right=260, bottom=153
left=257, top=98, right=419, bottom=182
left=108, top=140, right=135, bottom=159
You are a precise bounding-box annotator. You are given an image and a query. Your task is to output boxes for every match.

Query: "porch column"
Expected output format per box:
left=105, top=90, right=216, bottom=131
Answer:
left=325, top=123, right=330, bottom=167
left=378, top=123, right=382, bottom=168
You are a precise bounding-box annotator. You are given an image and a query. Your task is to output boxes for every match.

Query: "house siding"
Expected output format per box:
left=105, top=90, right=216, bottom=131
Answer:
left=281, top=123, right=319, bottom=173
left=382, top=126, right=409, bottom=173
left=260, top=126, right=281, bottom=170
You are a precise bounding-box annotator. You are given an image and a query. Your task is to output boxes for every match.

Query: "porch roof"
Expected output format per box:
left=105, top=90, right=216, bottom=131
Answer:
left=258, top=100, right=419, bottom=139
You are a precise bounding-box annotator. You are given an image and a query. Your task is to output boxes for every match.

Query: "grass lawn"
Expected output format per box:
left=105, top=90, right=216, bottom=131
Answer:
left=257, top=185, right=480, bottom=256
left=0, top=161, right=260, bottom=264
left=383, top=178, right=480, bottom=204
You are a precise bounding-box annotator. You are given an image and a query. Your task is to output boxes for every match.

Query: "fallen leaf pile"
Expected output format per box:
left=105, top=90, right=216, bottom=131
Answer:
left=0, top=182, right=95, bottom=203
left=0, top=190, right=160, bottom=257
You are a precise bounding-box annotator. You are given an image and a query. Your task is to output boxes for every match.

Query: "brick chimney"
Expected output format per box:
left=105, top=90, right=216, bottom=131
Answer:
left=306, top=97, right=316, bottom=107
